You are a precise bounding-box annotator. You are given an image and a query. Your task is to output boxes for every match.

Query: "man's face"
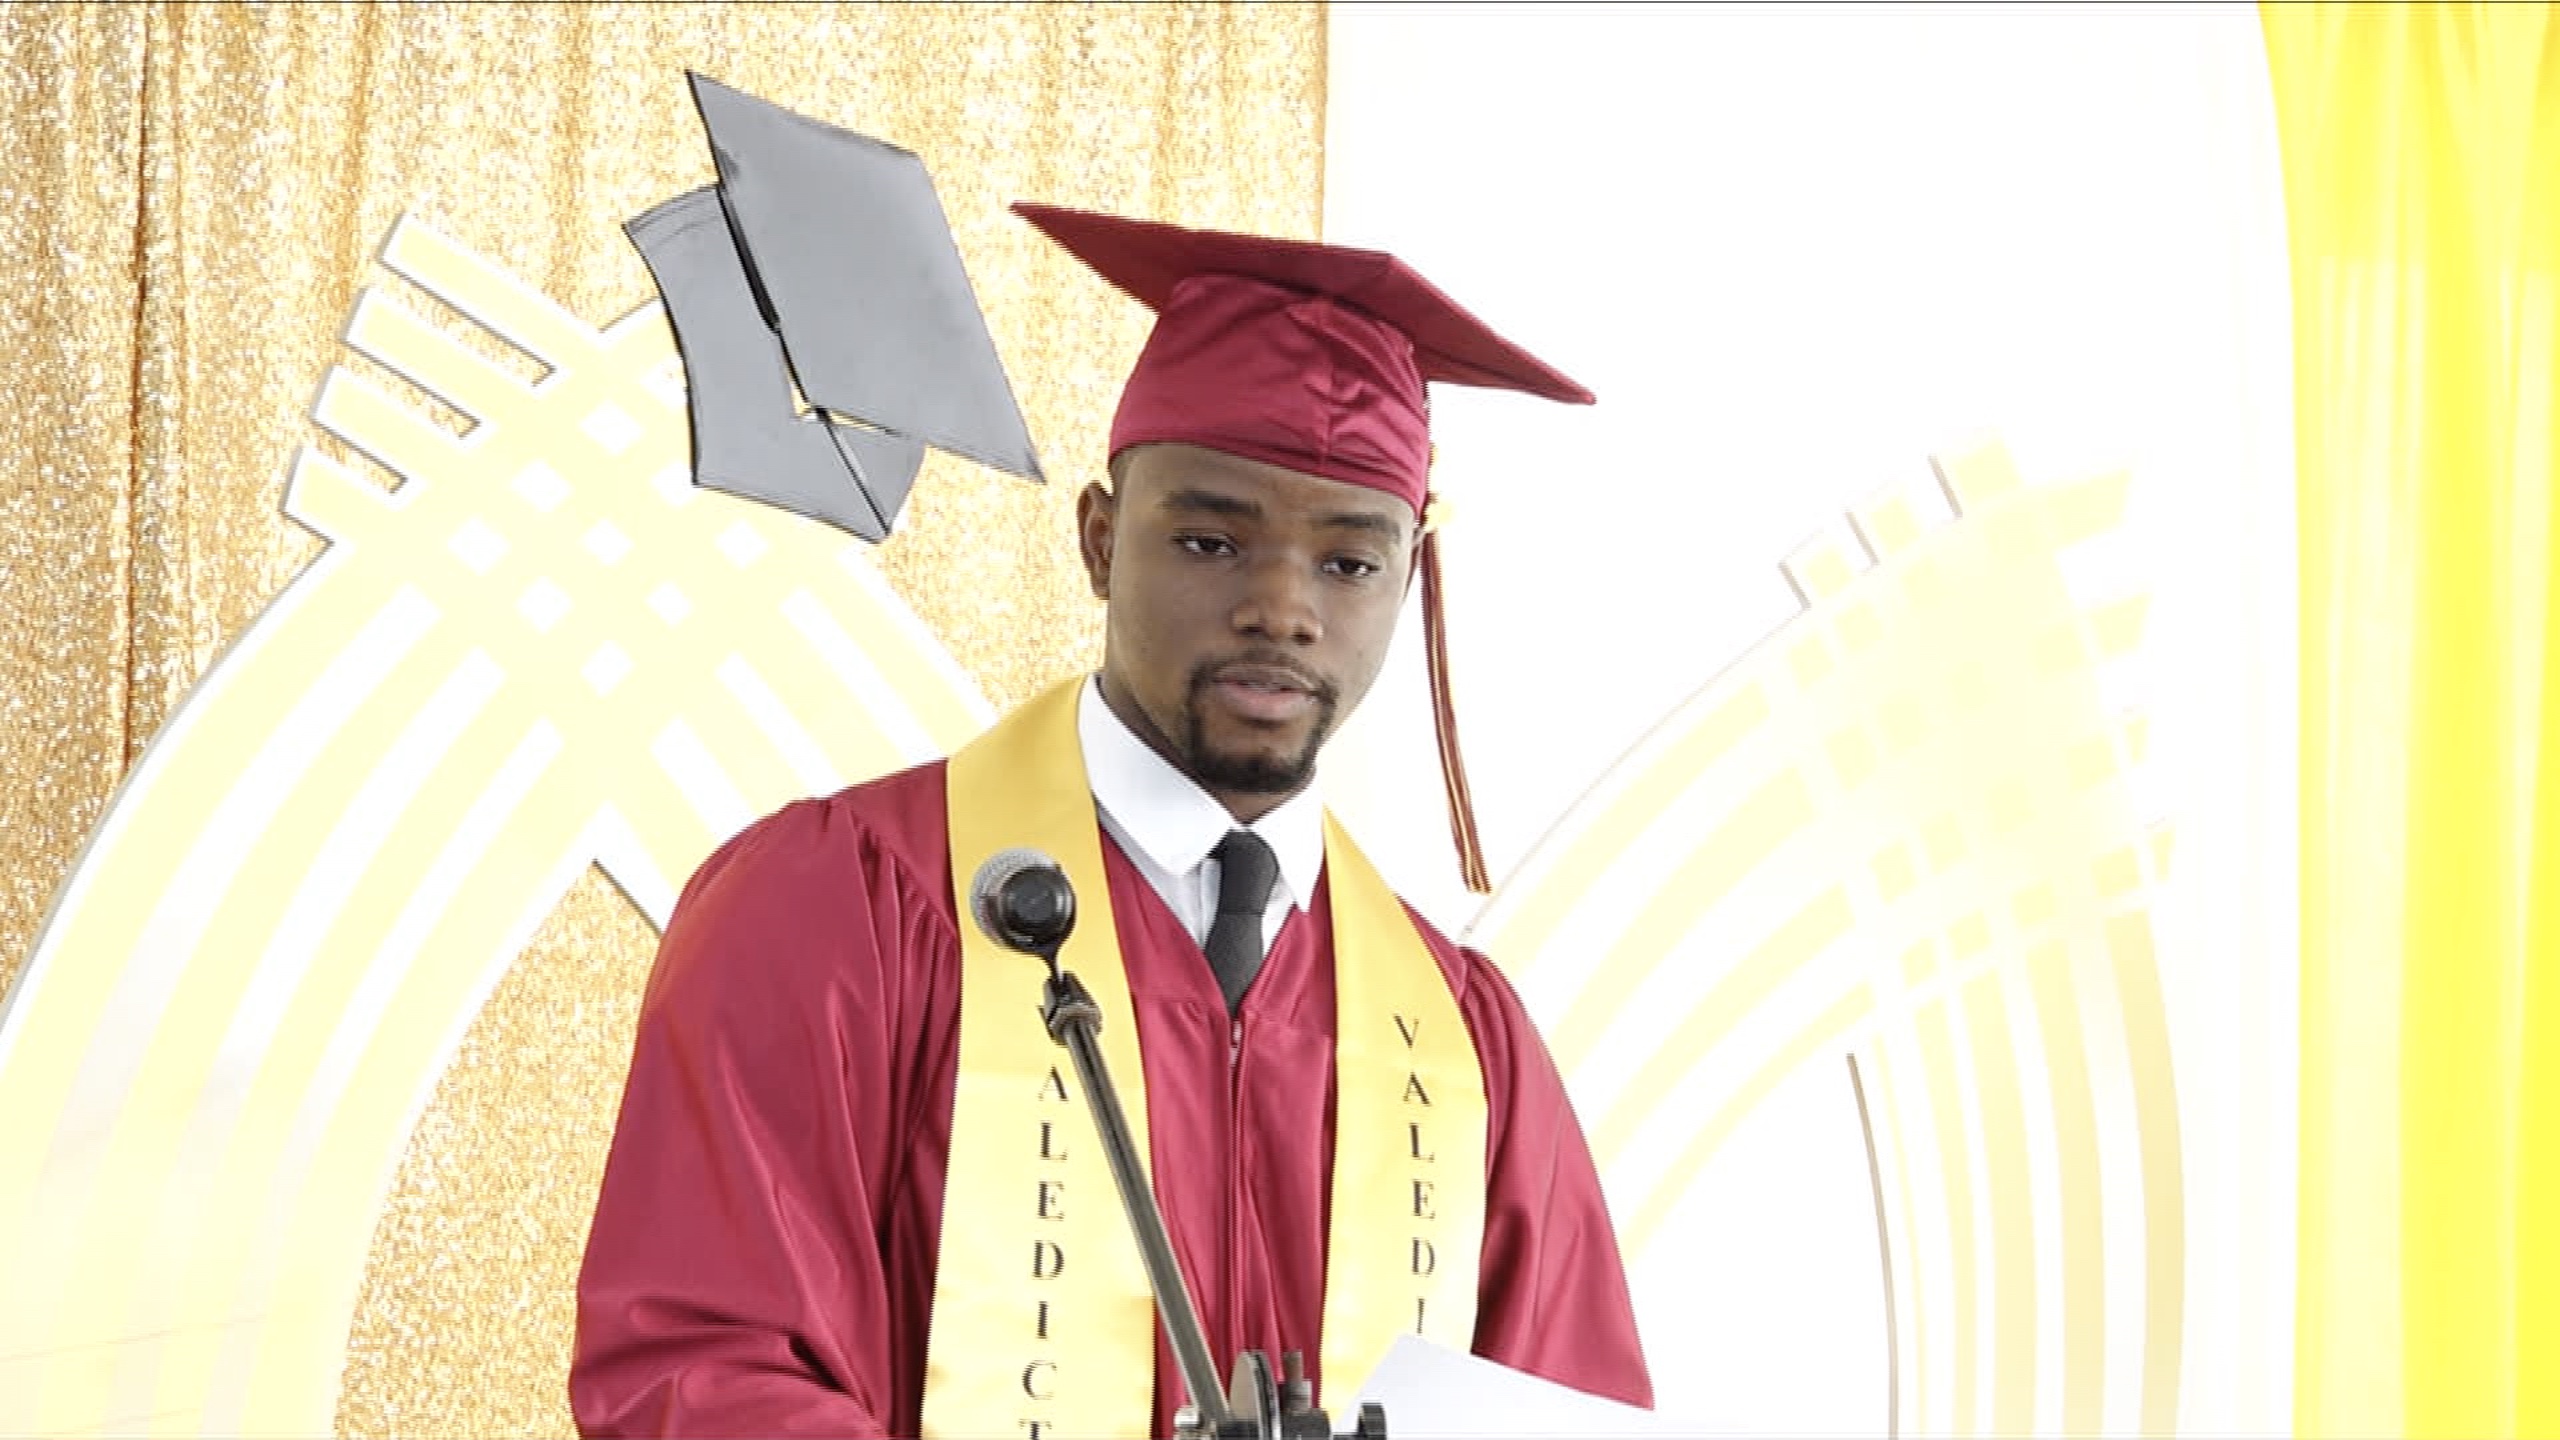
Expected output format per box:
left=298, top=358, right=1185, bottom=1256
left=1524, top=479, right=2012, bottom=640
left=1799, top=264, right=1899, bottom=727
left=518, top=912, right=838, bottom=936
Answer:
left=1078, top=442, right=1418, bottom=822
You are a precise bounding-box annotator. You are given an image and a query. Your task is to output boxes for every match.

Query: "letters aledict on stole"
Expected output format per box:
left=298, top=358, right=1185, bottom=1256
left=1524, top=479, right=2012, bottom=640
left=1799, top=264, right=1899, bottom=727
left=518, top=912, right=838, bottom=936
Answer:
left=1023, top=1063, right=1076, bottom=1439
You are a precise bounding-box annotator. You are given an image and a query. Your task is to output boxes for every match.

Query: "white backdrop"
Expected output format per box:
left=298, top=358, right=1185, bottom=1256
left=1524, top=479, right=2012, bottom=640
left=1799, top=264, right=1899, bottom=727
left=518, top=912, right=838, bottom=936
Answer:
left=1319, top=6, right=2299, bottom=1432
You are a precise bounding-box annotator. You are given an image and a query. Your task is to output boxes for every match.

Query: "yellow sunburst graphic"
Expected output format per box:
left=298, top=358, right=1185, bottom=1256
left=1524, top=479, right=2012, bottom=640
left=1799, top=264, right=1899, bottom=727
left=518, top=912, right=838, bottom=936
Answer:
left=1474, top=440, right=2179, bottom=1436
left=0, top=218, right=992, bottom=1439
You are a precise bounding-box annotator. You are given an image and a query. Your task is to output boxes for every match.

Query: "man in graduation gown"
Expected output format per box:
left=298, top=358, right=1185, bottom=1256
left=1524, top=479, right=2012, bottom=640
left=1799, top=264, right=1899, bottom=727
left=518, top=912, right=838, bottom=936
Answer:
left=572, top=204, right=1651, bottom=1438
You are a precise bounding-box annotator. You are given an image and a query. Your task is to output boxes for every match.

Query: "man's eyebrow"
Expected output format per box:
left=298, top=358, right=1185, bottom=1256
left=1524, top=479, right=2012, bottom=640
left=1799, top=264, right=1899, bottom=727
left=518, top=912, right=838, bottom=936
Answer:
left=1157, top=487, right=1261, bottom=519
left=1313, top=509, right=1409, bottom=543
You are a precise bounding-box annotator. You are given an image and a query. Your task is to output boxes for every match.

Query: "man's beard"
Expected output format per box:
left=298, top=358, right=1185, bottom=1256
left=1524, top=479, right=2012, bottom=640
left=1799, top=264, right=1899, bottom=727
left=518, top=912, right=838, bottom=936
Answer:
left=1175, top=659, right=1338, bottom=796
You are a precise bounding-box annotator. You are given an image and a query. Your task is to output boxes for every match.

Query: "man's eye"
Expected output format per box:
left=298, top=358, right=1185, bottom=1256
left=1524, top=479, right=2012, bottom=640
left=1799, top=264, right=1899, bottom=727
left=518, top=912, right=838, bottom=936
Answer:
left=1324, top=555, right=1382, bottom=581
left=1174, top=533, right=1236, bottom=558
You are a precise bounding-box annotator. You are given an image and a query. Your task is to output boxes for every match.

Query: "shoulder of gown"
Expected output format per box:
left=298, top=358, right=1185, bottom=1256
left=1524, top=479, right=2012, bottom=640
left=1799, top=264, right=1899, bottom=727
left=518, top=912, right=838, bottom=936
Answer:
left=572, top=760, right=962, bottom=1438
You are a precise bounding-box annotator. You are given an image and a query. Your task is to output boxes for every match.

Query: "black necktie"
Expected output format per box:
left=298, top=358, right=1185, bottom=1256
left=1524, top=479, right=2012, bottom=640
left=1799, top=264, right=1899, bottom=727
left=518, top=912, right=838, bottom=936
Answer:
left=1205, top=829, right=1280, bottom=1015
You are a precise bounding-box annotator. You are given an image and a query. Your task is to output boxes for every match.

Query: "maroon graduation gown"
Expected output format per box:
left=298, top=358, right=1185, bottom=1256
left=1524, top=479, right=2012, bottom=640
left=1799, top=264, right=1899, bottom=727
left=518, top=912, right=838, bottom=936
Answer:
left=572, top=761, right=1651, bottom=1437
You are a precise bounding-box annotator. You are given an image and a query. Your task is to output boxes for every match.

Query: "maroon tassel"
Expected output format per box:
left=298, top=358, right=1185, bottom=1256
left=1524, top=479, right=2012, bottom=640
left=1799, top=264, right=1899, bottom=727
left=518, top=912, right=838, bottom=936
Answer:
left=1418, top=528, right=1491, bottom=894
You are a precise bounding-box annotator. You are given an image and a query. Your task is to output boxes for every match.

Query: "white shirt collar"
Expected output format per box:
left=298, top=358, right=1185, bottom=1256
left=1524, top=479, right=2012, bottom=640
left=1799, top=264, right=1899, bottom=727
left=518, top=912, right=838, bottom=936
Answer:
left=1077, top=676, right=1324, bottom=910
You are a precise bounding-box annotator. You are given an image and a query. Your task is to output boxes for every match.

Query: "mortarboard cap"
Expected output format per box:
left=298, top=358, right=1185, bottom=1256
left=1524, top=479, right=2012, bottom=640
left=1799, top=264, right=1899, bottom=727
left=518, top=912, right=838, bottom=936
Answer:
left=1014, top=201, right=1595, bottom=892
left=625, top=74, right=1041, bottom=541
left=1012, top=202, right=1589, bottom=517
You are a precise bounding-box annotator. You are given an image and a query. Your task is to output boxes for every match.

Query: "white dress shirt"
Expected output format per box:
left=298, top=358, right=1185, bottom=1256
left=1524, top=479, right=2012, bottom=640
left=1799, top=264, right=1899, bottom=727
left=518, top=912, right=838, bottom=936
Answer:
left=1077, top=677, right=1322, bottom=962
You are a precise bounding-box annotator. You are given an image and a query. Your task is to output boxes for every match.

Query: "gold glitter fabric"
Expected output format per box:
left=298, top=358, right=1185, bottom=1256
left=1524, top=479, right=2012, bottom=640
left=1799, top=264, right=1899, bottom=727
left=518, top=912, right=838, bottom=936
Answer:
left=0, top=0, right=1322, bottom=992
left=3, top=3, right=1320, bottom=1434
left=0, top=7, right=149, bottom=1010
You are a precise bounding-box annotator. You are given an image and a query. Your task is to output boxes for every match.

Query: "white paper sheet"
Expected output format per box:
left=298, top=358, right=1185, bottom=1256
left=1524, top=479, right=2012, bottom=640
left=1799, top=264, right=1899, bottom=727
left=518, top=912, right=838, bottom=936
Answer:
left=1349, top=1335, right=1718, bottom=1438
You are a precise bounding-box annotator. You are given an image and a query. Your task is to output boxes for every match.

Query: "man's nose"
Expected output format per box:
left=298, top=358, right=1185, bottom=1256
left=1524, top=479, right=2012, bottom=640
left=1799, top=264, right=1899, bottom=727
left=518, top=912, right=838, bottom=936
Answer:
left=1231, top=555, right=1322, bottom=644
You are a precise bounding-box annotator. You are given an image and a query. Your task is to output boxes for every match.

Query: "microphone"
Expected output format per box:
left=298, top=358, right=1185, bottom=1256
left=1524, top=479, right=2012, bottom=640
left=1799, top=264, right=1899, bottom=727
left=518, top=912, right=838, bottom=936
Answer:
left=970, top=847, right=1077, bottom=960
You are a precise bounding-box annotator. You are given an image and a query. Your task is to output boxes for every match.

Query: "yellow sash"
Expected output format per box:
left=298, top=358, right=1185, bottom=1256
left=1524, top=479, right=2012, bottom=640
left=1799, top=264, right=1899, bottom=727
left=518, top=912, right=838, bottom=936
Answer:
left=923, top=678, right=1487, bottom=1437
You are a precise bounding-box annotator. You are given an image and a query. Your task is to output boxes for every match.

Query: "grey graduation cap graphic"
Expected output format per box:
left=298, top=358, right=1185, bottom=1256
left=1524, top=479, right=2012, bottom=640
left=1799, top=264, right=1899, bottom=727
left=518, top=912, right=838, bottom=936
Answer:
left=625, top=72, right=1043, bottom=541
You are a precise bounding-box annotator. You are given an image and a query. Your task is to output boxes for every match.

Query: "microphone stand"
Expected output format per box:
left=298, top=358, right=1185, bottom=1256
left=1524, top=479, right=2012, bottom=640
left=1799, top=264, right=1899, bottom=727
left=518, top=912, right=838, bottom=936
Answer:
left=1040, top=970, right=1247, bottom=1436
left=1026, top=956, right=1386, bottom=1438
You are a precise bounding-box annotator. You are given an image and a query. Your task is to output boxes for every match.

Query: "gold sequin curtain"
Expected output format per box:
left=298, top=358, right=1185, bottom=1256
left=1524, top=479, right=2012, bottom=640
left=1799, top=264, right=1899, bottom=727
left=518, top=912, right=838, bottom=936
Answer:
left=0, top=4, right=1322, bottom=1434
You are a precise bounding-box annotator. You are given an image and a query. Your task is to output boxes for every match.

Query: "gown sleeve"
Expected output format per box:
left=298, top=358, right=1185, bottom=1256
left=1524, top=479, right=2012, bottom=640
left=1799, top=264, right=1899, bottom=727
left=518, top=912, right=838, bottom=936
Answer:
left=1460, top=949, right=1656, bottom=1410
left=571, top=795, right=951, bottom=1438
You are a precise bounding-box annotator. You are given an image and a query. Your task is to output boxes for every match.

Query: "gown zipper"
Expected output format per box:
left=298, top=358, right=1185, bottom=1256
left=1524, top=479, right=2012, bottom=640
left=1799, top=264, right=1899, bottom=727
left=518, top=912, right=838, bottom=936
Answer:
left=1224, top=1013, right=1246, bottom=1384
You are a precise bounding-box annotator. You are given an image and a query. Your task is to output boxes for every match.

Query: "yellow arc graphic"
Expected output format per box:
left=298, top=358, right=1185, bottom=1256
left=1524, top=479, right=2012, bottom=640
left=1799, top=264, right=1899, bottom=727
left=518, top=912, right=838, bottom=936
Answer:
left=0, top=218, right=993, bottom=1439
left=1473, top=439, right=2183, bottom=1437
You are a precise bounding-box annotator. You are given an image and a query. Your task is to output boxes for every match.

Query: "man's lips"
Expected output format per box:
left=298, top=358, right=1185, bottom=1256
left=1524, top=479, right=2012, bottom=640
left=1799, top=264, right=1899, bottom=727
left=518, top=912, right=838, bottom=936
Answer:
left=1202, top=663, right=1324, bottom=724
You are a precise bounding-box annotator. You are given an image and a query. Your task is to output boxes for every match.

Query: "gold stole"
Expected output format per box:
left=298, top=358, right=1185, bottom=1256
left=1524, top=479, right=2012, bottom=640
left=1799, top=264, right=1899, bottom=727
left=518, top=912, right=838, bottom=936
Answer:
left=922, top=678, right=1488, bottom=1438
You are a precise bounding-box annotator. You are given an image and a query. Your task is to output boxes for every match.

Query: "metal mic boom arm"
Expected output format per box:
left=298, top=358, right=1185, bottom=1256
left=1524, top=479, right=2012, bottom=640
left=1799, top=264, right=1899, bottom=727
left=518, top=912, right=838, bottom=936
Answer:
left=971, top=848, right=1383, bottom=1439
left=1040, top=970, right=1379, bottom=1440
left=1037, top=970, right=1237, bottom=1432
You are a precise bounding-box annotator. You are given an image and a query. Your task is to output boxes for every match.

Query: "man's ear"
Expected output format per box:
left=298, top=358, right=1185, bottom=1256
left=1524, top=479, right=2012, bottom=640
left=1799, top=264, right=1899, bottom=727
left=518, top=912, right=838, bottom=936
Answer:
left=1076, top=480, right=1117, bottom=600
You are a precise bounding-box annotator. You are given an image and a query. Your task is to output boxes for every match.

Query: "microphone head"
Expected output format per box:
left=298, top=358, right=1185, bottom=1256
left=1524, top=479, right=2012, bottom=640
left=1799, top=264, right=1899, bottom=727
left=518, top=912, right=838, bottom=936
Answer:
left=969, top=847, right=1077, bottom=956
